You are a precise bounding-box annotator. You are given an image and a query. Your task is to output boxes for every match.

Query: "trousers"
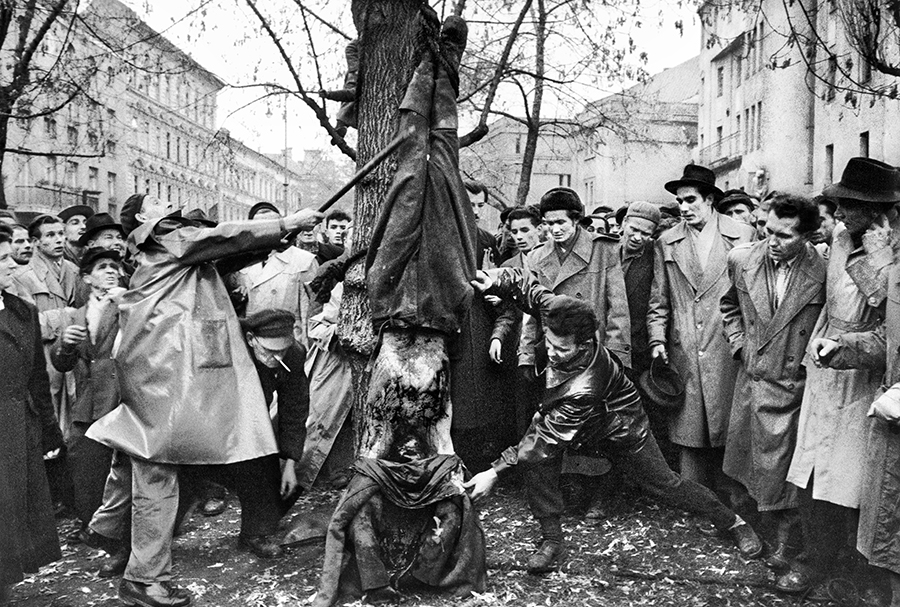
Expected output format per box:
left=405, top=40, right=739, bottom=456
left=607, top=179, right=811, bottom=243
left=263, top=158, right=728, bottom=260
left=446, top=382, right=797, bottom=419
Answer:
left=526, top=432, right=737, bottom=532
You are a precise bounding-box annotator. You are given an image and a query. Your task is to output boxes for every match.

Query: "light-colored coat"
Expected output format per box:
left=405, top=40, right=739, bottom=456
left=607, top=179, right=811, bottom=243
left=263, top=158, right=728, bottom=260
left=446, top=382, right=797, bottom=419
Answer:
left=87, top=217, right=287, bottom=465
left=238, top=246, right=318, bottom=344
left=647, top=214, right=756, bottom=448
left=785, top=218, right=898, bottom=508
left=524, top=228, right=631, bottom=367
left=829, top=264, right=900, bottom=575
left=720, top=241, right=826, bottom=510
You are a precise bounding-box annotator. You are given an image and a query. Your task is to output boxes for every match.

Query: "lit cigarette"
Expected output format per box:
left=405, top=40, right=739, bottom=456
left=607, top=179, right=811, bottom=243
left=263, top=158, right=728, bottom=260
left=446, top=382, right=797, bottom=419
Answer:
left=274, top=354, right=291, bottom=372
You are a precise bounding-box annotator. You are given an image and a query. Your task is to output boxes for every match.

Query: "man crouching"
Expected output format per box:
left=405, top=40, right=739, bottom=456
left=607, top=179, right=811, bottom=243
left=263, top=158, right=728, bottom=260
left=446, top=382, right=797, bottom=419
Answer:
left=465, top=268, right=763, bottom=572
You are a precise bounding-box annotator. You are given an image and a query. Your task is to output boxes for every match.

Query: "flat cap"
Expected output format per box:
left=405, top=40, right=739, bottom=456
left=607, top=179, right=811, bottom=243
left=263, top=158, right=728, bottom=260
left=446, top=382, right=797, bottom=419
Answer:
left=242, top=309, right=295, bottom=349
left=625, top=201, right=661, bottom=226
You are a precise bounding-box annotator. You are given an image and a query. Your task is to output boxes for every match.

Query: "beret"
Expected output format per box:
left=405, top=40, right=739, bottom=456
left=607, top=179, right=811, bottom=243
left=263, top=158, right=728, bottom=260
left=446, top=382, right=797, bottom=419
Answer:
left=248, top=202, right=281, bottom=219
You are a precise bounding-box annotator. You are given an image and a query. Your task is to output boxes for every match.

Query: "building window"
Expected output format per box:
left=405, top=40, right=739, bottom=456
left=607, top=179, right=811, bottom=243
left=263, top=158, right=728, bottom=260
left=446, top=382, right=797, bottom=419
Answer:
left=65, top=161, right=78, bottom=187
left=736, top=114, right=742, bottom=151
left=757, top=22, right=765, bottom=71
left=67, top=125, right=78, bottom=146
left=157, top=182, right=162, bottom=198
left=744, top=108, right=750, bottom=151
left=166, top=132, right=171, bottom=159
left=108, top=172, right=117, bottom=199
left=144, top=178, right=151, bottom=194
left=825, top=144, right=834, bottom=185
left=107, top=108, right=116, bottom=124
left=88, top=166, right=98, bottom=190
left=859, top=131, right=870, bottom=157
left=826, top=56, right=837, bottom=101
left=749, top=105, right=756, bottom=150
left=106, top=140, right=117, bottom=156
left=43, top=117, right=56, bottom=139
left=107, top=66, right=115, bottom=86
left=756, top=101, right=763, bottom=150
left=46, top=156, right=58, bottom=183
left=88, top=131, right=98, bottom=148
left=176, top=137, right=181, bottom=163
left=134, top=175, right=139, bottom=194
left=185, top=143, right=190, bottom=166
left=735, top=54, right=742, bottom=86
left=558, top=174, right=571, bottom=187
left=167, top=184, right=172, bottom=201
left=515, top=136, right=521, bottom=154
left=716, top=66, right=724, bottom=97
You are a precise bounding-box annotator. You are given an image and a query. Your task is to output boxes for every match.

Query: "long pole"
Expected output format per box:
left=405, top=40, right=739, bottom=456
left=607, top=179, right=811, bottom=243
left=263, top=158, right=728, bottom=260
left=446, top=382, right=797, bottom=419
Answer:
left=283, top=97, right=290, bottom=209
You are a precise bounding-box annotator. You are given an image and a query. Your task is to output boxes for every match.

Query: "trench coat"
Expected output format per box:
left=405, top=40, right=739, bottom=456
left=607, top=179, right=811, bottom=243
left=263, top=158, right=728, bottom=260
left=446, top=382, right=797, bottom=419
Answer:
left=87, top=217, right=286, bottom=465
left=0, top=292, right=64, bottom=586
left=829, top=265, right=900, bottom=574
left=785, top=218, right=897, bottom=507
left=524, top=227, right=631, bottom=368
left=720, top=241, right=826, bottom=510
left=825, top=264, right=900, bottom=574
left=238, top=246, right=318, bottom=345
left=647, top=214, right=756, bottom=448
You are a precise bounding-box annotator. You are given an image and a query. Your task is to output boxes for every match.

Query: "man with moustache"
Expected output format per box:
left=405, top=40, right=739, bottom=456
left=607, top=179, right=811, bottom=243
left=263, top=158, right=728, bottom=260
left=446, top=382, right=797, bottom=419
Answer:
left=648, top=165, right=755, bottom=497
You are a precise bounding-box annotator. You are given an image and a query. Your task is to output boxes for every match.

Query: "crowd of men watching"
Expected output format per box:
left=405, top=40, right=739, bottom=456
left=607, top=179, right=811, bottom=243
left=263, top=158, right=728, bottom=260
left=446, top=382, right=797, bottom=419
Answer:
left=3, top=154, right=900, bottom=607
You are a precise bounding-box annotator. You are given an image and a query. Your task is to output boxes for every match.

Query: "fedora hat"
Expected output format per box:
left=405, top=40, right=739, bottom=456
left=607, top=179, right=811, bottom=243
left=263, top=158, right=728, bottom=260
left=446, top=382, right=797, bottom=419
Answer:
left=78, top=212, right=124, bottom=247
left=58, top=204, right=95, bottom=223
left=822, top=157, right=900, bottom=204
left=638, top=357, right=685, bottom=412
left=664, top=164, right=724, bottom=200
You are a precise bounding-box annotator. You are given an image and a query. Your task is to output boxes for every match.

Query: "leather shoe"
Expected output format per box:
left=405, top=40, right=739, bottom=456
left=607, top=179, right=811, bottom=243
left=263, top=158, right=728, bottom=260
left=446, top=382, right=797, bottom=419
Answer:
left=200, top=497, right=226, bottom=517
left=526, top=540, right=565, bottom=574
left=99, top=549, right=130, bottom=578
left=729, top=523, right=763, bottom=559
left=238, top=534, right=283, bottom=559
left=80, top=529, right=121, bottom=554
left=764, top=542, right=791, bottom=572
left=365, top=585, right=401, bottom=605
left=119, top=579, right=191, bottom=607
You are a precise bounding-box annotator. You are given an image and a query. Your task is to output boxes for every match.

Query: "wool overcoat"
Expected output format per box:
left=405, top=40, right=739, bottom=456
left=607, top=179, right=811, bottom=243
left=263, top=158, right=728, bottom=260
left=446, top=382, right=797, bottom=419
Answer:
left=647, top=214, right=756, bottom=448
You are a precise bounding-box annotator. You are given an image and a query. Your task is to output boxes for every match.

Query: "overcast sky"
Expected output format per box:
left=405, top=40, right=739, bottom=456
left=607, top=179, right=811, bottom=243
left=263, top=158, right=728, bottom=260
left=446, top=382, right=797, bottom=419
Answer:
left=120, top=0, right=702, bottom=159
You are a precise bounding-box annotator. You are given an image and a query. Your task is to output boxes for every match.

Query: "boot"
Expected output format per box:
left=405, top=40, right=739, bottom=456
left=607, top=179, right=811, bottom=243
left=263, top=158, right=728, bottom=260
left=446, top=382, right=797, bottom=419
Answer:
left=526, top=540, right=565, bottom=574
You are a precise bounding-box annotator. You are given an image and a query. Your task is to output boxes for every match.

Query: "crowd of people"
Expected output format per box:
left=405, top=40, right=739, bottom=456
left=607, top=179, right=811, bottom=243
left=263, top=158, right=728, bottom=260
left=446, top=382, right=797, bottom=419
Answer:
left=2, top=153, right=900, bottom=607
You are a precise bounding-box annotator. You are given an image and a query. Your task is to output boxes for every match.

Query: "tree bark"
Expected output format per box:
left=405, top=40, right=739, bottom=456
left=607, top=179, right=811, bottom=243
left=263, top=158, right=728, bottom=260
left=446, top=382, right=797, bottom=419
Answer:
left=513, top=0, right=546, bottom=207
left=341, top=0, right=426, bottom=454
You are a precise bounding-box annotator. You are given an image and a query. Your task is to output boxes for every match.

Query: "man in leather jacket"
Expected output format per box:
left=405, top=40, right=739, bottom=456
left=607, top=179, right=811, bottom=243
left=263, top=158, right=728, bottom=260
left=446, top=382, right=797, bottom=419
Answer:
left=465, top=268, right=763, bottom=573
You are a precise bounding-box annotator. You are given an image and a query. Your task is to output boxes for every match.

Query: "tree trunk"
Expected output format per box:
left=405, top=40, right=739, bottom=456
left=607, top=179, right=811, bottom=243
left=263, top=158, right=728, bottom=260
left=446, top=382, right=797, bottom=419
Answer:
left=0, top=108, right=10, bottom=209
left=514, top=0, right=546, bottom=207
left=340, top=0, right=428, bottom=455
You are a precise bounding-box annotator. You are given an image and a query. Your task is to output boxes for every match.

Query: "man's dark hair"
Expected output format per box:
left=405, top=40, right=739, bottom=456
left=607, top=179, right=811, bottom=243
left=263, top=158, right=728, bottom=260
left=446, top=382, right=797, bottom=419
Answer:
left=325, top=209, right=352, bottom=225
left=769, top=194, right=821, bottom=235
left=814, top=195, right=837, bottom=219
left=545, top=295, right=597, bottom=345
left=28, top=215, right=63, bottom=240
left=0, top=223, right=12, bottom=244
left=507, top=205, right=541, bottom=227
left=464, top=180, right=488, bottom=203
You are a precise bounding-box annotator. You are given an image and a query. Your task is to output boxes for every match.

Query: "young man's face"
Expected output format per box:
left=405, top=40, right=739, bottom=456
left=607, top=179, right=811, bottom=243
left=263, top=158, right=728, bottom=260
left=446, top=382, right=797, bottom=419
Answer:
left=11, top=227, right=32, bottom=264
left=545, top=327, right=584, bottom=368
left=675, top=186, right=714, bottom=229
left=542, top=210, right=578, bottom=244
left=508, top=218, right=540, bottom=253
left=83, top=259, right=121, bottom=292
left=469, top=192, right=487, bottom=223
left=64, top=214, right=89, bottom=245
left=765, top=211, right=807, bottom=264
left=816, top=204, right=836, bottom=243
left=621, top=217, right=656, bottom=254
left=35, top=222, right=66, bottom=259
left=88, top=228, right=126, bottom=256
left=325, top=219, right=350, bottom=246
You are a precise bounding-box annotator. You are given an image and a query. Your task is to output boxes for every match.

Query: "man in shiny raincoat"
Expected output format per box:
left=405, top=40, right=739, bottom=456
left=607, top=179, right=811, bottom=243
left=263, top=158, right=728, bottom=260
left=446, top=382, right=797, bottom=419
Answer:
left=86, top=193, right=321, bottom=607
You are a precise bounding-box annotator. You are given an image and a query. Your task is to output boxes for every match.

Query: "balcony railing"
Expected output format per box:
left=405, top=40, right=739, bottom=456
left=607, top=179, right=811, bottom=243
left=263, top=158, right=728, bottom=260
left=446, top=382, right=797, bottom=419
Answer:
left=697, top=132, right=742, bottom=168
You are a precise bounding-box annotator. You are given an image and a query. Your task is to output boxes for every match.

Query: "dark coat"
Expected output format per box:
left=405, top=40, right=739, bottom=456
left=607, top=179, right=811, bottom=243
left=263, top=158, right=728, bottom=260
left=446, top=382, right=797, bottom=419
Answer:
left=489, top=268, right=650, bottom=476
left=50, top=303, right=120, bottom=423
left=525, top=227, right=631, bottom=367
left=0, top=293, right=64, bottom=585
left=253, top=342, right=310, bottom=462
left=720, top=242, right=826, bottom=510
left=828, top=263, right=900, bottom=574
left=647, top=214, right=756, bottom=448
